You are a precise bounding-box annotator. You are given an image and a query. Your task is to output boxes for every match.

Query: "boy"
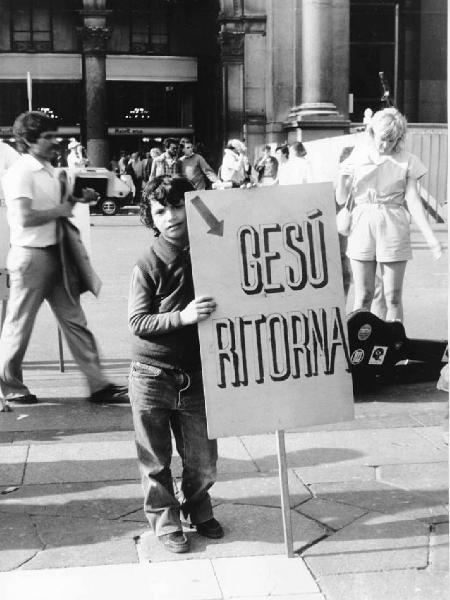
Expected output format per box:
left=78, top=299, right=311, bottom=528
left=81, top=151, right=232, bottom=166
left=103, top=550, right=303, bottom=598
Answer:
left=128, top=175, right=223, bottom=553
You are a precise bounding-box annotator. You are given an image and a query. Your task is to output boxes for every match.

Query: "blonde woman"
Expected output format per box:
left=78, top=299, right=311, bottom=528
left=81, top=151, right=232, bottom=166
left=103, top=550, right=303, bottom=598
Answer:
left=337, top=108, right=442, bottom=322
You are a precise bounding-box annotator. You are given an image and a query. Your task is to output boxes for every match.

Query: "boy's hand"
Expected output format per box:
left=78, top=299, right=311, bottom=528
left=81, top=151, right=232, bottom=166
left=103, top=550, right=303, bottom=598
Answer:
left=180, top=296, right=216, bottom=325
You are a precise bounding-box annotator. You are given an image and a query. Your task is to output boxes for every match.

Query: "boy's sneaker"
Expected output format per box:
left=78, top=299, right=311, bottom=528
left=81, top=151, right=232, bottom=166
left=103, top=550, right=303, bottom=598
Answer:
left=159, top=531, right=190, bottom=553
left=196, top=518, right=224, bottom=539
left=89, top=384, right=129, bottom=405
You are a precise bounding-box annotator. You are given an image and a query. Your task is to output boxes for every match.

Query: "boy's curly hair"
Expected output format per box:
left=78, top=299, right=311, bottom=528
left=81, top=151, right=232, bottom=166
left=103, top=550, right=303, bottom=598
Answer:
left=140, top=176, right=194, bottom=235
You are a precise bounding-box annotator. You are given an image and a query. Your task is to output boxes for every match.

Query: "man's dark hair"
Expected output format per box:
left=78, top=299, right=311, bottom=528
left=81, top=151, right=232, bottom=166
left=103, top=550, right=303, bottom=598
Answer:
left=264, top=144, right=271, bottom=152
left=163, top=137, right=178, bottom=149
left=13, top=111, right=54, bottom=153
left=276, top=144, right=289, bottom=159
left=292, top=142, right=307, bottom=157
left=140, top=176, right=194, bottom=235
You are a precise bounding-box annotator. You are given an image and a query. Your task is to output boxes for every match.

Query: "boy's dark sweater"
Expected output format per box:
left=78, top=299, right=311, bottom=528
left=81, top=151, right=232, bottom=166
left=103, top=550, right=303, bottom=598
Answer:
left=128, top=234, right=201, bottom=371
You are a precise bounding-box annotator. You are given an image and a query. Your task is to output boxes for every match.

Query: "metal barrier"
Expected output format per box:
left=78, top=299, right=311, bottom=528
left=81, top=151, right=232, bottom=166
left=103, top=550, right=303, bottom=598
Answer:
left=405, top=124, right=447, bottom=224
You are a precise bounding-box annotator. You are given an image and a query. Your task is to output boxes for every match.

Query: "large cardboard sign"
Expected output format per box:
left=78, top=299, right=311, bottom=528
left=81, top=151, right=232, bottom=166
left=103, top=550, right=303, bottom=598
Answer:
left=186, top=184, right=354, bottom=438
left=304, top=131, right=367, bottom=185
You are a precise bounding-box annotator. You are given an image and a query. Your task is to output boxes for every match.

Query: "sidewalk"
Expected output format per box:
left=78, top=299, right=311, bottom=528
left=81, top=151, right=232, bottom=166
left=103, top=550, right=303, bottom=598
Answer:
left=0, top=217, right=448, bottom=599
left=0, top=366, right=448, bottom=600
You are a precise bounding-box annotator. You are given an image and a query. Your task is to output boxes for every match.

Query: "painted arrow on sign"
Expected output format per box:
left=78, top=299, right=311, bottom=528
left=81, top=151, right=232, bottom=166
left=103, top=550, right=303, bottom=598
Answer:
left=191, top=196, right=224, bottom=236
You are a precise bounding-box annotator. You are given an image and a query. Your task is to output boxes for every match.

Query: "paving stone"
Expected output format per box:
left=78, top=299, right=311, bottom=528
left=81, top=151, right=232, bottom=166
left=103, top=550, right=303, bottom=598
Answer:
left=226, top=595, right=324, bottom=600
left=413, top=426, right=449, bottom=450
left=212, top=471, right=311, bottom=508
left=24, top=441, right=140, bottom=484
left=0, top=398, right=132, bottom=433
left=138, top=503, right=327, bottom=562
left=411, top=412, right=449, bottom=427
left=0, top=481, right=142, bottom=520
left=0, top=513, right=43, bottom=571
left=303, top=511, right=429, bottom=575
left=12, top=430, right=135, bottom=444
left=294, top=464, right=376, bottom=484
left=217, top=437, right=258, bottom=475
left=0, top=560, right=222, bottom=600
left=240, top=428, right=447, bottom=472
left=378, top=463, right=448, bottom=505
left=20, top=515, right=142, bottom=569
left=0, top=446, right=28, bottom=486
left=297, top=498, right=367, bottom=531
left=240, top=433, right=363, bottom=472
left=318, top=570, right=449, bottom=600
left=429, top=522, right=449, bottom=571
left=309, top=479, right=444, bottom=519
left=212, top=555, right=320, bottom=597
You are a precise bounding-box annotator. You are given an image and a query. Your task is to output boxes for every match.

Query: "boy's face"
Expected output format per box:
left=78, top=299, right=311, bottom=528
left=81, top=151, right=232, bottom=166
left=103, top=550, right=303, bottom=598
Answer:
left=151, top=198, right=188, bottom=246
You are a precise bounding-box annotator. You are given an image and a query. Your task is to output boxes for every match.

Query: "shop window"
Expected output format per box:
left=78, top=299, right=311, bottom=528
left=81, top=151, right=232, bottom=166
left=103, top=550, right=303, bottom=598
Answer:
left=130, top=0, right=169, bottom=54
left=11, top=0, right=52, bottom=52
left=0, top=82, right=81, bottom=127
left=107, top=82, right=193, bottom=128
left=350, top=1, right=399, bottom=121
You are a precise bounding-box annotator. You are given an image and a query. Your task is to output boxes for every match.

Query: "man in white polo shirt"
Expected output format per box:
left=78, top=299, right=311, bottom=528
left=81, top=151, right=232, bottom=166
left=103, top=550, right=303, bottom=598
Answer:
left=0, top=111, right=128, bottom=408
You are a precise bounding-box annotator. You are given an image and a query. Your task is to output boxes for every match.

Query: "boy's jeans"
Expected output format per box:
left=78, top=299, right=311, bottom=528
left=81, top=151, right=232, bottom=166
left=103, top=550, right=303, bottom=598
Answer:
left=129, top=361, right=218, bottom=537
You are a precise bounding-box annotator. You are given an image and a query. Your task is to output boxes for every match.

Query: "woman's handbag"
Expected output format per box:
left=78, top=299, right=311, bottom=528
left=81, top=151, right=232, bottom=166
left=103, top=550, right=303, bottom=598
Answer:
left=336, top=185, right=354, bottom=236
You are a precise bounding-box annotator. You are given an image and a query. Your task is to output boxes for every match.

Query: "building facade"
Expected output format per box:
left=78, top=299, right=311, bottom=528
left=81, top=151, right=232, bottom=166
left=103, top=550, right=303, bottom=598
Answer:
left=0, top=0, right=446, bottom=166
left=0, top=0, right=221, bottom=166
left=219, top=0, right=447, bottom=152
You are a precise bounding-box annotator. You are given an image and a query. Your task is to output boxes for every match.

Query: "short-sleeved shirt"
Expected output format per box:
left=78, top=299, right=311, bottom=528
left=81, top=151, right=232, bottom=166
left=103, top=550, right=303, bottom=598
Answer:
left=341, top=148, right=427, bottom=206
left=2, top=153, right=60, bottom=247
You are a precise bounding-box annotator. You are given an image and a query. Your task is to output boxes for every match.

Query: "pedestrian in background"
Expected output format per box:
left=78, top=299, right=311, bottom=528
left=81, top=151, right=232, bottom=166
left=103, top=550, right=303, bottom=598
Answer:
left=67, top=138, right=87, bottom=169
left=0, top=111, right=128, bottom=409
left=215, top=139, right=247, bottom=188
left=285, top=142, right=312, bottom=185
left=275, top=144, right=290, bottom=185
left=0, top=140, right=19, bottom=205
left=149, top=138, right=180, bottom=180
left=130, top=151, right=144, bottom=202
left=128, top=175, right=223, bottom=554
left=118, top=150, right=128, bottom=175
left=254, top=144, right=278, bottom=186
left=179, top=140, right=219, bottom=190
left=337, top=107, right=442, bottom=322
left=120, top=156, right=137, bottom=199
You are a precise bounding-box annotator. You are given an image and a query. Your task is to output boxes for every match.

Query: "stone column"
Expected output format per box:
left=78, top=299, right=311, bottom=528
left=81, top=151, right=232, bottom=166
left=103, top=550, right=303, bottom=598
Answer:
left=79, top=1, right=110, bottom=168
left=285, top=0, right=350, bottom=142
left=300, top=0, right=336, bottom=114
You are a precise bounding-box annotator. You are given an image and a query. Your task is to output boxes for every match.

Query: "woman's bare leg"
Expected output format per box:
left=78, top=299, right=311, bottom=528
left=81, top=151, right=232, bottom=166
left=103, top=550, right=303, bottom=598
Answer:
left=350, top=259, right=377, bottom=311
left=380, top=261, right=408, bottom=322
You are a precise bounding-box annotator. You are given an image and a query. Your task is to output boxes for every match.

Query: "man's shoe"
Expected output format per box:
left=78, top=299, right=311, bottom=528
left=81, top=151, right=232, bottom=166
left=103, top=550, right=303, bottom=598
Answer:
left=159, top=531, right=190, bottom=553
left=196, top=518, right=224, bottom=539
left=89, top=384, right=129, bottom=405
left=8, top=394, right=38, bottom=405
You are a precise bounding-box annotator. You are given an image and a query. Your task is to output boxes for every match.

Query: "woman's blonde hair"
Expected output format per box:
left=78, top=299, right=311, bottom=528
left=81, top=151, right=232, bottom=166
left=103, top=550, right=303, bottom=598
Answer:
left=367, top=107, right=407, bottom=154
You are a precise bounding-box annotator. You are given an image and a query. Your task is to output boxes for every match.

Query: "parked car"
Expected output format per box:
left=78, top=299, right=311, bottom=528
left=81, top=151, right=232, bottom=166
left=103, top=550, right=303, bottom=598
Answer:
left=62, top=167, right=133, bottom=215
